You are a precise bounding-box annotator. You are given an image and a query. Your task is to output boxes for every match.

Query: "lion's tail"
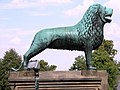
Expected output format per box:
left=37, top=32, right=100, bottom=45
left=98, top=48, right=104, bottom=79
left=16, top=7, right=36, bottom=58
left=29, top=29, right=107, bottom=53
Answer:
left=11, top=60, right=24, bottom=71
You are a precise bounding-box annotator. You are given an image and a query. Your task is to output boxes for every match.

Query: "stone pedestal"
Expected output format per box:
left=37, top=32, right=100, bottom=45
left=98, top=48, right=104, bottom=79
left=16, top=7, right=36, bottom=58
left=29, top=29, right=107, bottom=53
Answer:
left=9, top=70, right=108, bottom=90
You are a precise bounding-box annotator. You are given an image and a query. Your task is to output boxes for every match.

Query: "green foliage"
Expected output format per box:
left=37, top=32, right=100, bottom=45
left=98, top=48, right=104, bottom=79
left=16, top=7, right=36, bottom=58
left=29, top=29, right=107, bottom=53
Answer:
left=3, top=49, right=22, bottom=70
left=0, top=61, right=11, bottom=90
left=117, top=62, right=120, bottom=69
left=39, top=60, right=57, bottom=71
left=0, top=49, right=22, bottom=90
left=92, top=40, right=118, bottom=89
left=69, top=40, right=118, bottom=89
left=102, top=40, right=117, bottom=58
left=69, top=55, right=86, bottom=70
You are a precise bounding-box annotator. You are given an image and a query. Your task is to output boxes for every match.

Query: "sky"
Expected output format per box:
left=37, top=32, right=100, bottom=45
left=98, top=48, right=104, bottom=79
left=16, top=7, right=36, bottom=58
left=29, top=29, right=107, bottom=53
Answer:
left=0, top=0, right=120, bottom=70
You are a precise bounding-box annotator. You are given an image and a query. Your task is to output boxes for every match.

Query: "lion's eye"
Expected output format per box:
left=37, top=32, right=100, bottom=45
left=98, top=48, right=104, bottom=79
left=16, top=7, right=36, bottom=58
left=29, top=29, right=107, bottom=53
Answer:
left=104, top=7, right=106, bottom=14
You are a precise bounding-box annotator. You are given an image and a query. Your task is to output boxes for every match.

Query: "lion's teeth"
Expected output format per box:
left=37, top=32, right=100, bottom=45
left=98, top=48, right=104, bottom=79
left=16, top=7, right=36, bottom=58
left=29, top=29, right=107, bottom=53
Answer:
left=105, top=16, right=111, bottom=20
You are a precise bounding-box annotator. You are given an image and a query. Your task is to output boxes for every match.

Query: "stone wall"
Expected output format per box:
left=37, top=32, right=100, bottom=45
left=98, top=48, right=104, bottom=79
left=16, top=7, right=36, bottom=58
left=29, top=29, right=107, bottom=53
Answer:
left=9, top=70, right=108, bottom=90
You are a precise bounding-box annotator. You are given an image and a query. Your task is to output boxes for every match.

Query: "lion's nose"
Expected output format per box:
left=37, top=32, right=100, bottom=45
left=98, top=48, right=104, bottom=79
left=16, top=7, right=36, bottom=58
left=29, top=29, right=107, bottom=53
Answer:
left=106, top=8, right=113, bottom=16
left=111, top=9, right=113, bottom=15
left=110, top=9, right=113, bottom=15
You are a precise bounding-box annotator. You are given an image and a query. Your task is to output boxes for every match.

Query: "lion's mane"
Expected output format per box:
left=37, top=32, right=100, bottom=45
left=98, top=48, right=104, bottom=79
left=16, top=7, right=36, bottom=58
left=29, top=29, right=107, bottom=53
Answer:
left=75, top=4, right=103, bottom=49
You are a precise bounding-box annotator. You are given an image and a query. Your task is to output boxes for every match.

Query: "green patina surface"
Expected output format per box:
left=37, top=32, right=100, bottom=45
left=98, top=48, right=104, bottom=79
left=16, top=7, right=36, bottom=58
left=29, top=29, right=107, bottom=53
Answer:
left=12, top=4, right=113, bottom=71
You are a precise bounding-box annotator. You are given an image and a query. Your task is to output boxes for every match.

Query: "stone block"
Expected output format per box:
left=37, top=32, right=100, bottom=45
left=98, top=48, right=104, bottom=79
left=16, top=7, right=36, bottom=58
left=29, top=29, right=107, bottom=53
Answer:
left=9, top=70, right=108, bottom=90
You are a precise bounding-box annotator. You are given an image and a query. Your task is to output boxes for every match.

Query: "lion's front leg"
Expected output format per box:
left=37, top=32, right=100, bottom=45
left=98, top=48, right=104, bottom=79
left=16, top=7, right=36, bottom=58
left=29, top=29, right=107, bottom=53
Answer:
left=84, top=45, right=96, bottom=70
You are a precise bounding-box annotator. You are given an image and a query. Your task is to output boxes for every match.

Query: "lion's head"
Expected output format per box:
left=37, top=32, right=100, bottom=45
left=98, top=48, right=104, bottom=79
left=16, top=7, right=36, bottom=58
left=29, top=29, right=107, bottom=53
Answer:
left=97, top=4, right=113, bottom=23
left=81, top=4, right=113, bottom=25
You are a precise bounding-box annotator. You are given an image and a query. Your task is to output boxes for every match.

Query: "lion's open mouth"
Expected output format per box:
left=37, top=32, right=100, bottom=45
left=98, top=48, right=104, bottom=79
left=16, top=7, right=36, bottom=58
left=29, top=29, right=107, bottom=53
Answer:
left=104, top=8, right=113, bottom=23
left=105, top=14, right=112, bottom=23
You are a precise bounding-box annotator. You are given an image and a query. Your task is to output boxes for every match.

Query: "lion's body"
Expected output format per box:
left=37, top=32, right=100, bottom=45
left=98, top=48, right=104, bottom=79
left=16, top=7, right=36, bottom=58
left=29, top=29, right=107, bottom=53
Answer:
left=12, top=4, right=112, bottom=70
left=35, top=22, right=103, bottom=51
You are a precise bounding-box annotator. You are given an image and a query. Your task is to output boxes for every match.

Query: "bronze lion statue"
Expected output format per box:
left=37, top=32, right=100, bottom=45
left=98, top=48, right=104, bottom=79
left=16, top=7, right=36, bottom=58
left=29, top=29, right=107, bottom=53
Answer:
left=12, top=4, right=113, bottom=71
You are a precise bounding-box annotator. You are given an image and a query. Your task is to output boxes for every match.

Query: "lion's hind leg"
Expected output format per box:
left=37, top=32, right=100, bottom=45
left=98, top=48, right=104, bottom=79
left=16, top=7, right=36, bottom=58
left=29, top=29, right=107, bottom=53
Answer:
left=23, top=42, right=48, bottom=69
left=23, top=30, right=55, bottom=69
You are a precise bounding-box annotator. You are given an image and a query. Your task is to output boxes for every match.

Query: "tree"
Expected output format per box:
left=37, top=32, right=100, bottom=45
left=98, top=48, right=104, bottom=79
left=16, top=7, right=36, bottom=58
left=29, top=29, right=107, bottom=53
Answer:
left=102, top=40, right=117, bottom=58
left=69, top=55, right=86, bottom=70
left=3, top=49, right=22, bottom=70
left=69, top=40, right=118, bottom=90
left=92, top=40, right=118, bottom=90
left=39, top=60, right=57, bottom=71
left=0, top=49, right=22, bottom=90
left=117, top=62, right=120, bottom=69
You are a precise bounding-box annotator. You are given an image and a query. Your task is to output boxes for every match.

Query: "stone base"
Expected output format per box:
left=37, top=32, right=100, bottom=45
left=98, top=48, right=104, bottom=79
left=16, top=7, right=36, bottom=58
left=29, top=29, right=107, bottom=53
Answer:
left=9, top=70, right=108, bottom=90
